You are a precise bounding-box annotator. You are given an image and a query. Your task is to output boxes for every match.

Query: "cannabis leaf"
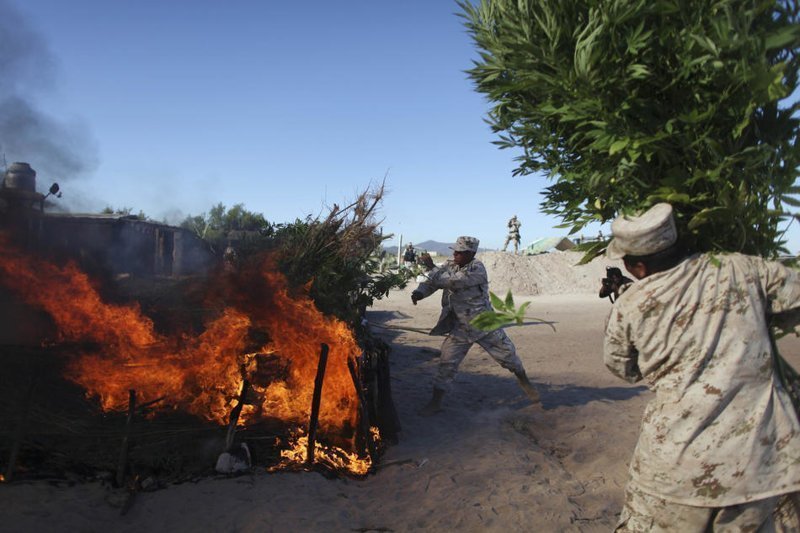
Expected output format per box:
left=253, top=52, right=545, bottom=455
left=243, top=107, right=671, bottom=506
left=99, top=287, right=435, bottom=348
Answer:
left=469, top=290, right=556, bottom=332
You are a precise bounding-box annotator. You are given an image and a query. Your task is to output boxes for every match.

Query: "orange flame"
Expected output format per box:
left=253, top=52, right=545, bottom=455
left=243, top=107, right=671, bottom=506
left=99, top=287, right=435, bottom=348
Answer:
left=0, top=234, right=366, bottom=469
left=269, top=427, right=379, bottom=476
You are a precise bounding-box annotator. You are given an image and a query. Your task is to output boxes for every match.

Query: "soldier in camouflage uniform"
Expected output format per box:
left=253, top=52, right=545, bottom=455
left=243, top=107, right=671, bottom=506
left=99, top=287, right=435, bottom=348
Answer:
left=604, top=203, right=800, bottom=532
left=502, top=215, right=521, bottom=254
left=411, top=236, right=541, bottom=415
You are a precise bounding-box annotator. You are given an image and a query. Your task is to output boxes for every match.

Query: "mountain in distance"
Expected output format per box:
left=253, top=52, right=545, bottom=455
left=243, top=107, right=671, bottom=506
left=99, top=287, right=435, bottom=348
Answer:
left=384, top=239, right=490, bottom=256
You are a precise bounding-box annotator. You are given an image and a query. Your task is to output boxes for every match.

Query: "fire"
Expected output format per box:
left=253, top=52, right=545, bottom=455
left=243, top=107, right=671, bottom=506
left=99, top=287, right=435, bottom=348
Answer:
left=270, top=428, right=379, bottom=476
left=0, top=234, right=368, bottom=472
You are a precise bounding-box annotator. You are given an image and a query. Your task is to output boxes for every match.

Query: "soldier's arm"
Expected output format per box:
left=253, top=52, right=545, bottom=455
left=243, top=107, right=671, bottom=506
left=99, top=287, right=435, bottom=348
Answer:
left=763, top=258, right=800, bottom=313
left=411, top=266, right=443, bottom=303
left=760, top=257, right=800, bottom=332
left=603, top=306, right=642, bottom=382
left=428, top=261, right=487, bottom=291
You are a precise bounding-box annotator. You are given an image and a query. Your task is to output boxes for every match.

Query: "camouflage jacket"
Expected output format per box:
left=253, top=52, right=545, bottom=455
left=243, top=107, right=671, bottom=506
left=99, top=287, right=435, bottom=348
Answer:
left=414, top=259, right=492, bottom=342
left=604, top=253, right=800, bottom=506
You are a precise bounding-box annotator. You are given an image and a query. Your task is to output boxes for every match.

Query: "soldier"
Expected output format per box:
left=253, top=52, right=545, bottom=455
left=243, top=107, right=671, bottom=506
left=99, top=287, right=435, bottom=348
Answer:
left=502, top=215, right=521, bottom=254
left=222, top=243, right=238, bottom=273
left=411, top=236, right=540, bottom=415
left=402, top=243, right=417, bottom=268
left=604, top=203, right=800, bottom=531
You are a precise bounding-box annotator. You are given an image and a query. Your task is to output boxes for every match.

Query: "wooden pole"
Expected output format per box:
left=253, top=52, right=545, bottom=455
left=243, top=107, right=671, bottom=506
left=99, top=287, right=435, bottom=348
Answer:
left=4, top=374, right=36, bottom=483
left=116, top=389, right=136, bottom=488
left=225, top=378, right=250, bottom=452
left=397, top=234, right=403, bottom=266
left=347, top=355, right=376, bottom=459
left=306, top=343, right=329, bottom=466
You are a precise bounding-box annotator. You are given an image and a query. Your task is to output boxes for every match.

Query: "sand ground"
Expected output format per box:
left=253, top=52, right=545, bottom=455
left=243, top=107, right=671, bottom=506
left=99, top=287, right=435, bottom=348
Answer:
left=1, top=284, right=799, bottom=533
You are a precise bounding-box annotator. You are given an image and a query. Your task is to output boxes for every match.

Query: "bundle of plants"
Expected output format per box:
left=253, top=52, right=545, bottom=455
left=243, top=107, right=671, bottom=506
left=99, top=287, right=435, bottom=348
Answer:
left=461, top=0, right=800, bottom=411
left=272, top=184, right=409, bottom=325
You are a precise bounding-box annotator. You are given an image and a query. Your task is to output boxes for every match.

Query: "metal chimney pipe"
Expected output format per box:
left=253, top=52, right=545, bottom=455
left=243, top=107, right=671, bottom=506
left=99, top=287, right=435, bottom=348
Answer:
left=3, top=162, right=37, bottom=193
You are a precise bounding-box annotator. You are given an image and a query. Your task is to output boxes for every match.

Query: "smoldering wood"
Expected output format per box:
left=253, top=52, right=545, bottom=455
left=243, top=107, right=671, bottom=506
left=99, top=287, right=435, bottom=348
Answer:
left=116, top=389, right=136, bottom=488
left=225, top=377, right=250, bottom=452
left=306, top=343, right=329, bottom=466
left=347, top=355, right=376, bottom=459
left=362, top=337, right=401, bottom=444
left=374, top=343, right=401, bottom=442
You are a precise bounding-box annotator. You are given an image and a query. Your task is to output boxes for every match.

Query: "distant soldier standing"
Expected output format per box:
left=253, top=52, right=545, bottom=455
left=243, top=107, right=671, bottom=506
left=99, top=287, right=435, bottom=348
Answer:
left=604, top=203, right=800, bottom=531
left=411, top=236, right=541, bottom=415
left=402, top=243, right=417, bottom=269
left=502, top=215, right=521, bottom=254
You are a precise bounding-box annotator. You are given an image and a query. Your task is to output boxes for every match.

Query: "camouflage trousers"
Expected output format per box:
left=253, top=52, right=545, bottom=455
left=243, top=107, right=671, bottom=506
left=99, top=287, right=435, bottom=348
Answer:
left=616, top=484, right=800, bottom=532
left=433, top=327, right=524, bottom=392
left=502, top=235, right=520, bottom=252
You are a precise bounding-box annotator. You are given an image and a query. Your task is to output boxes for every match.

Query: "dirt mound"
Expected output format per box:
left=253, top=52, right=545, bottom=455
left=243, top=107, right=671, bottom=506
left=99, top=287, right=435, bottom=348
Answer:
left=477, top=251, right=624, bottom=296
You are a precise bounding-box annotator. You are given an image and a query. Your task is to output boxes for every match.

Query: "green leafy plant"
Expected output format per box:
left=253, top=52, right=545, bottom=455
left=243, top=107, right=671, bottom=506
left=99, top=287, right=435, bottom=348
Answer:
left=180, top=202, right=273, bottom=254
left=271, top=184, right=410, bottom=323
left=470, top=290, right=555, bottom=332
left=460, top=0, right=800, bottom=259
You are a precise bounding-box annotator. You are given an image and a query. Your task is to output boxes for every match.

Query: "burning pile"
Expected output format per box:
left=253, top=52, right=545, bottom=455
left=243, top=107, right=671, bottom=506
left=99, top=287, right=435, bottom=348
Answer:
left=0, top=232, right=377, bottom=476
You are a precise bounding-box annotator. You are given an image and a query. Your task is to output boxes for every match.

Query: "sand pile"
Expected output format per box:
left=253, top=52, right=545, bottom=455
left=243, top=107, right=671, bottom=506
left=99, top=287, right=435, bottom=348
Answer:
left=477, top=250, right=624, bottom=296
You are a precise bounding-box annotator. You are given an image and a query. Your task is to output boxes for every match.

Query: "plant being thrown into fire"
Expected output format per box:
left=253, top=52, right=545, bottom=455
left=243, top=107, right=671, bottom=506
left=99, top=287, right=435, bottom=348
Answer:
left=0, top=232, right=376, bottom=475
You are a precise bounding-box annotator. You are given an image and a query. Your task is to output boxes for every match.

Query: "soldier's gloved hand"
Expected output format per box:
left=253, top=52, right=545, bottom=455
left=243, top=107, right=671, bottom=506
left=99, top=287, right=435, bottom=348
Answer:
left=411, top=291, right=423, bottom=305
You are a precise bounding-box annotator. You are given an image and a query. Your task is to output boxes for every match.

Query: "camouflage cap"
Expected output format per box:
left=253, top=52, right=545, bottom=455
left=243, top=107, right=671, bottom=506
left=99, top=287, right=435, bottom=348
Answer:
left=606, top=203, right=677, bottom=259
left=450, top=236, right=480, bottom=252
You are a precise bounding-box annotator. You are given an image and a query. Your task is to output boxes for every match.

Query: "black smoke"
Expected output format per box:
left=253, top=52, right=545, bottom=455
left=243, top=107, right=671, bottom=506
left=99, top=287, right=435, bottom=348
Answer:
left=0, top=0, right=96, bottom=186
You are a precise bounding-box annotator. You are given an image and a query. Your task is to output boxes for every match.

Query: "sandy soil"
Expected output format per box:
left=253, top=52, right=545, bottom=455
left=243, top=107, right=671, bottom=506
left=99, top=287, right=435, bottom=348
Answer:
left=2, top=268, right=799, bottom=532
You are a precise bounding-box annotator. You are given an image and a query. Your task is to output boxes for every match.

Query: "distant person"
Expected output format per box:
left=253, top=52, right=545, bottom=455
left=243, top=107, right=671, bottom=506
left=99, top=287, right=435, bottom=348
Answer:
left=411, top=236, right=541, bottom=415
left=402, top=243, right=417, bottom=268
left=222, top=244, right=238, bottom=273
left=502, top=215, right=521, bottom=254
left=604, top=203, right=800, bottom=531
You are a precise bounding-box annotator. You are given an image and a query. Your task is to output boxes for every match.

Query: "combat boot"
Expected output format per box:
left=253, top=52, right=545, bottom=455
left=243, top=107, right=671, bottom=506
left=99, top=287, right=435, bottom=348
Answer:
left=514, top=371, right=541, bottom=404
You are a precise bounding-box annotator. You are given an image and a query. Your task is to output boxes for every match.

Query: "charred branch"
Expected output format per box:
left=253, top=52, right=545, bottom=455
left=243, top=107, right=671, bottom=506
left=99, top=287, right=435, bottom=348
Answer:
left=225, top=376, right=250, bottom=452
left=306, top=343, right=329, bottom=466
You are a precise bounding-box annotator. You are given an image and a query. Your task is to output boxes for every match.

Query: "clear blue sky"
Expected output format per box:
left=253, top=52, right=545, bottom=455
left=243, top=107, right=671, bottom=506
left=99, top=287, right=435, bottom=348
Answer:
left=2, top=0, right=798, bottom=252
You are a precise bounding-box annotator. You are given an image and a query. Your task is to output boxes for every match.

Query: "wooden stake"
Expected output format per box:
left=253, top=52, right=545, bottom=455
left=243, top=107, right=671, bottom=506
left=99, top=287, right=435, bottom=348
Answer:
left=116, top=389, right=136, bottom=488
left=348, top=355, right=376, bottom=459
left=375, top=344, right=401, bottom=442
left=306, top=343, right=329, bottom=466
left=225, top=378, right=250, bottom=452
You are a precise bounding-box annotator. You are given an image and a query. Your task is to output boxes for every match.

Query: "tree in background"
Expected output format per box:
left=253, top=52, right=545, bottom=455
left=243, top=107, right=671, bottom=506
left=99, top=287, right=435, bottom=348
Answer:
left=180, top=202, right=273, bottom=254
left=460, top=0, right=800, bottom=258
left=100, top=206, right=148, bottom=220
